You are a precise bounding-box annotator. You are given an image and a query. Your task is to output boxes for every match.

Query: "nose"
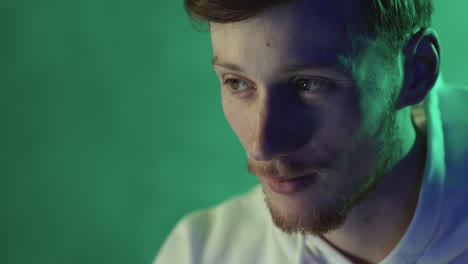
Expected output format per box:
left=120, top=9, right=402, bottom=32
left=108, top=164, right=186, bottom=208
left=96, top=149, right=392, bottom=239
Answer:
left=251, top=90, right=315, bottom=161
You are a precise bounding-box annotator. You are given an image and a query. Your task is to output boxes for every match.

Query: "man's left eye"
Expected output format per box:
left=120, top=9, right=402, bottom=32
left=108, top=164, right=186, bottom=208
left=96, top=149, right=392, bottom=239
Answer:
left=293, top=78, right=332, bottom=92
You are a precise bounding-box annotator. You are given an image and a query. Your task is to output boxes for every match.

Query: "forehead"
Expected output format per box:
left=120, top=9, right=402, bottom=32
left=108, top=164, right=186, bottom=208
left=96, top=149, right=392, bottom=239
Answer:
left=210, top=0, right=368, bottom=71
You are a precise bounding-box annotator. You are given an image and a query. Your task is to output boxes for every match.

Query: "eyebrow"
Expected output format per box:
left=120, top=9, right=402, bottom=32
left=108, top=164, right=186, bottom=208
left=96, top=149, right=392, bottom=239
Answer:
left=212, top=57, right=336, bottom=73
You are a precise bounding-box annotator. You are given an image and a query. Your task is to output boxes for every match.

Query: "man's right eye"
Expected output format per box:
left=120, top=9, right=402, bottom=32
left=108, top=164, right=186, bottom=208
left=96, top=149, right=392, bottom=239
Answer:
left=223, top=78, right=253, bottom=97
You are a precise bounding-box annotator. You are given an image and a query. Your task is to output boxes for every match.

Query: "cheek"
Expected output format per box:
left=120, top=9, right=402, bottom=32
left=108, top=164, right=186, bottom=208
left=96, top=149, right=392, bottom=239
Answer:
left=323, top=93, right=361, bottom=137
left=319, top=115, right=359, bottom=164
left=221, top=91, right=236, bottom=126
left=315, top=95, right=364, bottom=165
left=222, top=97, right=253, bottom=149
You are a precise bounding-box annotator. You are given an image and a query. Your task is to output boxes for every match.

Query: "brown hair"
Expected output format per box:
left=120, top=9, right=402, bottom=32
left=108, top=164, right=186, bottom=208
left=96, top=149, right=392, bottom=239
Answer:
left=184, top=0, right=433, bottom=51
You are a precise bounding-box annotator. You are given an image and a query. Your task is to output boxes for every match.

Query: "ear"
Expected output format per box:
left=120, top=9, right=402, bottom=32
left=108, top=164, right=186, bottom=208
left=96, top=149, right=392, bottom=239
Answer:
left=397, top=27, right=441, bottom=109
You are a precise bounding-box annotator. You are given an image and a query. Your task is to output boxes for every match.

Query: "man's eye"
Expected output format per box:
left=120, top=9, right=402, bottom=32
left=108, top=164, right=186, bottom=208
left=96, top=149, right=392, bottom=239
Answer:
left=293, top=78, right=332, bottom=92
left=222, top=77, right=334, bottom=98
left=223, top=78, right=252, bottom=95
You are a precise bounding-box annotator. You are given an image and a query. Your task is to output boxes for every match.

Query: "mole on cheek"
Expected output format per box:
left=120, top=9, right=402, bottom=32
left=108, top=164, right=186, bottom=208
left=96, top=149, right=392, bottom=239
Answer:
left=265, top=42, right=270, bottom=47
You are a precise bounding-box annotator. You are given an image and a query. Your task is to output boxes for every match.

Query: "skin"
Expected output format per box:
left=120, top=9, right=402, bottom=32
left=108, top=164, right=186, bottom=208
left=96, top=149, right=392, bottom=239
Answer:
left=210, top=0, right=439, bottom=263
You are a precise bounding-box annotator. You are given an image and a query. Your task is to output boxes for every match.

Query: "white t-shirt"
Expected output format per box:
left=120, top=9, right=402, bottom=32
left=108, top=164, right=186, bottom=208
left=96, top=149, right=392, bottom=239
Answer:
left=154, top=77, right=468, bottom=264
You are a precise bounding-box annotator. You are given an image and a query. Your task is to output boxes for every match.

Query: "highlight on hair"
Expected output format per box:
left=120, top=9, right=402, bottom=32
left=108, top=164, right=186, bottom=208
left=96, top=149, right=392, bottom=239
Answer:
left=183, top=0, right=433, bottom=51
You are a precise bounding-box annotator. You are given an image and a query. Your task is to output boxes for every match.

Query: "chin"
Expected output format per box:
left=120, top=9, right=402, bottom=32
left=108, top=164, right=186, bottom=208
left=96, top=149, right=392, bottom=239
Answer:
left=262, top=185, right=349, bottom=235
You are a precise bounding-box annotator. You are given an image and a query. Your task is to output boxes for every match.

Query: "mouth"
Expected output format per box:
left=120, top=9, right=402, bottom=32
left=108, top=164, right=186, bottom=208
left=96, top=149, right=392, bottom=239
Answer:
left=260, top=173, right=317, bottom=195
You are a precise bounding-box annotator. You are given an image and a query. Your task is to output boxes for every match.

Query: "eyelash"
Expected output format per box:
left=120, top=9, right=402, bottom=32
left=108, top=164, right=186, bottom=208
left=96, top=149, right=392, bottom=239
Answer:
left=222, top=77, right=334, bottom=97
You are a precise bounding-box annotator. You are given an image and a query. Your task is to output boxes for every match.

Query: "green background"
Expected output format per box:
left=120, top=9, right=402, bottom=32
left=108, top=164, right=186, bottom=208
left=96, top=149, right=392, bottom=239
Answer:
left=1, top=1, right=466, bottom=263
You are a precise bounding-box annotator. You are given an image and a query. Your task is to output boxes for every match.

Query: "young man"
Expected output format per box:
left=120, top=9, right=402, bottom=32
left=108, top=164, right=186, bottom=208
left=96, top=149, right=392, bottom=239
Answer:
left=155, top=0, right=468, bottom=263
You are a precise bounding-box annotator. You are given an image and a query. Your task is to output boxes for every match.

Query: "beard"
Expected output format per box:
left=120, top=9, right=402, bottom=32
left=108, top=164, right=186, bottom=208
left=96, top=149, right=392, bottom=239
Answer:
left=263, top=188, right=350, bottom=236
left=262, top=90, right=404, bottom=236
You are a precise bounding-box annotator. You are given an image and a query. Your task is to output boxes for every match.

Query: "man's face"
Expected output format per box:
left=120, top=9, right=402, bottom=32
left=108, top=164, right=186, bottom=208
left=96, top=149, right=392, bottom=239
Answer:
left=211, top=0, right=404, bottom=235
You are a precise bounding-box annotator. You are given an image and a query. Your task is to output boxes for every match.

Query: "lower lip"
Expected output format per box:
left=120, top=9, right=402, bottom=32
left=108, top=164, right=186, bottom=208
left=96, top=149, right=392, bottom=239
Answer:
left=263, top=173, right=316, bottom=195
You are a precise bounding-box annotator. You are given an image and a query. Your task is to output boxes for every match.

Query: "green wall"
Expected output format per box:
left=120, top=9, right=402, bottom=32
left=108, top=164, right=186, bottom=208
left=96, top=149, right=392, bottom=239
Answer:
left=0, top=1, right=466, bottom=263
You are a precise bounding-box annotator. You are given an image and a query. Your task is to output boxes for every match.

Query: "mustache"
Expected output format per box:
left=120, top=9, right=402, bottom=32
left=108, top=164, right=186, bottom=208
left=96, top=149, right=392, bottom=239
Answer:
left=247, top=158, right=330, bottom=178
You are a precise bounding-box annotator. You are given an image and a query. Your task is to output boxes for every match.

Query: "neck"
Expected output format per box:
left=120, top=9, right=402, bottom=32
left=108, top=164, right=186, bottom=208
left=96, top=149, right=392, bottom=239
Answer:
left=321, top=111, right=427, bottom=263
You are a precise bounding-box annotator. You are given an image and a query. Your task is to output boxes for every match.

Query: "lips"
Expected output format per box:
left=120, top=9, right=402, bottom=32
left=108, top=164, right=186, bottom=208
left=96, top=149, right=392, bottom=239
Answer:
left=261, top=173, right=317, bottom=195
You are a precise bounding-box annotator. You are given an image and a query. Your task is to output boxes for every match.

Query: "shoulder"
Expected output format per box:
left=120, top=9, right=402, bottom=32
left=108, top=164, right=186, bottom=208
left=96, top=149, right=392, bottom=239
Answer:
left=422, top=81, right=468, bottom=262
left=437, top=82, right=468, bottom=134
left=430, top=80, right=468, bottom=185
left=153, top=185, right=278, bottom=264
left=418, top=219, right=468, bottom=263
left=435, top=82, right=468, bottom=192
left=178, top=184, right=267, bottom=243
